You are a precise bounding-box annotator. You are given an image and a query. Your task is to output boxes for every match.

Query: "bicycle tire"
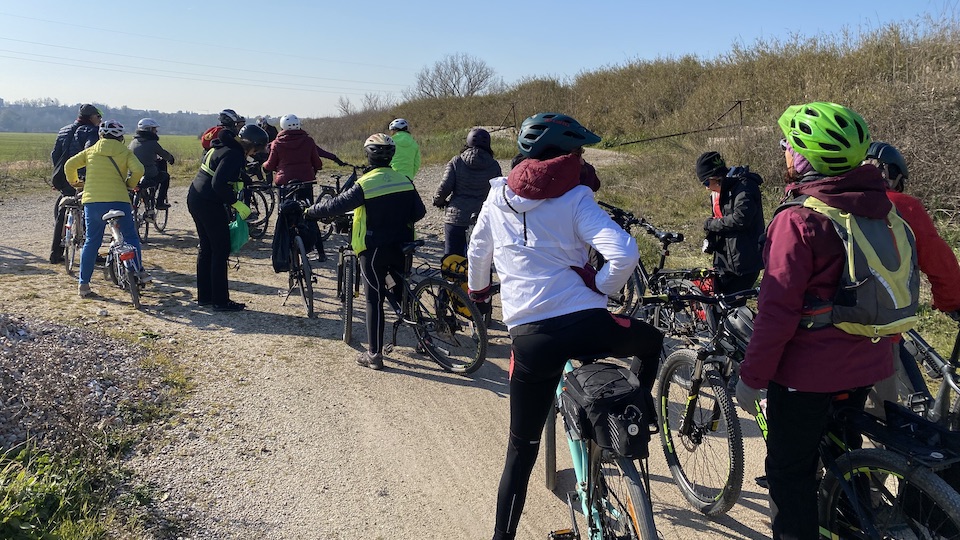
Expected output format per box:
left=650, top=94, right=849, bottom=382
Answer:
left=62, top=212, right=77, bottom=274
left=104, top=256, right=119, bottom=286
left=819, top=447, right=960, bottom=538
left=317, top=188, right=336, bottom=241
left=339, top=251, right=356, bottom=344
left=654, top=279, right=712, bottom=355
left=658, top=349, right=744, bottom=516
left=291, top=236, right=314, bottom=318
left=154, top=207, right=168, bottom=232
left=595, top=456, right=658, bottom=539
left=544, top=398, right=558, bottom=491
left=608, top=268, right=643, bottom=317
left=124, top=267, right=141, bottom=309
left=412, top=277, right=487, bottom=374
left=247, top=189, right=270, bottom=239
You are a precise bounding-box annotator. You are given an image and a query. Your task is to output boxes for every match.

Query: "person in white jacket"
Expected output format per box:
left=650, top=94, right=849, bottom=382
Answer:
left=468, top=113, right=663, bottom=540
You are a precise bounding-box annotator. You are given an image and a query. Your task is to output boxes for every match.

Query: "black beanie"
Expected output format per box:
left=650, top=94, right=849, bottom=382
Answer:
left=696, top=151, right=728, bottom=185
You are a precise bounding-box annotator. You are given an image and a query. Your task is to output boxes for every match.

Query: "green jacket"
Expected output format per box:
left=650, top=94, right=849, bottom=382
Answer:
left=65, top=138, right=144, bottom=204
left=390, top=130, right=421, bottom=180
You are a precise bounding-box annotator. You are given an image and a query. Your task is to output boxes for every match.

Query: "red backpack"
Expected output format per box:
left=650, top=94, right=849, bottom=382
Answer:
left=201, top=126, right=223, bottom=150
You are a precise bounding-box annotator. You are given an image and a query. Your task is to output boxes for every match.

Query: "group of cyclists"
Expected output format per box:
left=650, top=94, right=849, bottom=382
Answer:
left=46, top=100, right=960, bottom=539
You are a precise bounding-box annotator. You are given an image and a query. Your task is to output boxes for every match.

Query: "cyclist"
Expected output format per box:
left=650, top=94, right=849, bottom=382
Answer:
left=129, top=118, right=176, bottom=210
left=50, top=103, right=102, bottom=264
left=187, top=124, right=268, bottom=312
left=864, top=141, right=960, bottom=417
left=303, top=133, right=426, bottom=370
left=263, top=114, right=345, bottom=205
left=466, top=112, right=663, bottom=540
left=695, top=151, right=765, bottom=295
left=201, top=109, right=243, bottom=151
left=388, top=118, right=421, bottom=180
left=432, top=128, right=502, bottom=257
left=63, top=120, right=146, bottom=297
left=736, top=102, right=896, bottom=540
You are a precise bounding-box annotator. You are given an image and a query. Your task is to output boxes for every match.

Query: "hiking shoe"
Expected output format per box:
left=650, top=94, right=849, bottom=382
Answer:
left=356, top=352, right=384, bottom=370
left=156, top=202, right=171, bottom=210
left=212, top=300, right=246, bottom=312
left=78, top=283, right=92, bottom=297
left=755, top=475, right=769, bottom=489
left=137, top=270, right=153, bottom=283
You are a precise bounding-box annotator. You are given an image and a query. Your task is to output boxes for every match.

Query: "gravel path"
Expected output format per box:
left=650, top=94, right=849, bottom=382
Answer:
left=0, top=151, right=770, bottom=539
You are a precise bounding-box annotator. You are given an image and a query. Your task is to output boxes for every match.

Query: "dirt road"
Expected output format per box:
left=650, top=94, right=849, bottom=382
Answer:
left=0, top=153, right=770, bottom=539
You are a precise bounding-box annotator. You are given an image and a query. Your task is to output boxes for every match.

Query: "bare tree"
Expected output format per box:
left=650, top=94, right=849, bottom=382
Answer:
left=361, top=92, right=394, bottom=113
left=336, top=96, right=354, bottom=117
left=408, top=53, right=498, bottom=99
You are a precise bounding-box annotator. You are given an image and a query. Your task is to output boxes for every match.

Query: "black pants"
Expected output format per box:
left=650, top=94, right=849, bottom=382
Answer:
left=358, top=245, right=406, bottom=356
left=492, top=309, right=663, bottom=540
left=50, top=185, right=77, bottom=262
left=765, top=382, right=870, bottom=540
left=187, top=187, right=231, bottom=305
left=444, top=223, right=468, bottom=257
left=715, top=270, right=760, bottom=296
left=153, top=171, right=171, bottom=205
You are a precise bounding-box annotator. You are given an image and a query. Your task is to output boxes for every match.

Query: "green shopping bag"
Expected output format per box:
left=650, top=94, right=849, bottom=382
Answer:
left=229, top=214, right=250, bottom=255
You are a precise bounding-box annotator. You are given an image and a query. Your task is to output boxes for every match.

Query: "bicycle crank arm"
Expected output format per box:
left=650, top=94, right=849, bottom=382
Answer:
left=553, top=491, right=581, bottom=540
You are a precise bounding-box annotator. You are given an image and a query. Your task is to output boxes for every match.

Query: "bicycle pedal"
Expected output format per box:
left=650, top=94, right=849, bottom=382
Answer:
left=548, top=530, right=577, bottom=540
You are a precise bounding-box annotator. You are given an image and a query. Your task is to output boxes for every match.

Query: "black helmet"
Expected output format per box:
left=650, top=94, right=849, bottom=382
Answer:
left=219, top=109, right=240, bottom=128
left=466, top=128, right=491, bottom=150
left=517, top=112, right=601, bottom=159
left=865, top=141, right=908, bottom=191
left=364, top=133, right=396, bottom=165
left=238, top=125, right=269, bottom=151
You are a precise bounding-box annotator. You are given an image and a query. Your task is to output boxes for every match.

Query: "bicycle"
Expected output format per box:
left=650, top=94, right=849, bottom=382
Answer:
left=101, top=209, right=144, bottom=309
left=318, top=164, right=361, bottom=243
left=543, top=357, right=659, bottom=539
left=379, top=239, right=488, bottom=374
left=59, top=193, right=84, bottom=274
left=336, top=242, right=360, bottom=344
left=890, top=325, right=960, bottom=431
left=244, top=180, right=276, bottom=239
left=131, top=180, right=167, bottom=241
left=276, top=185, right=317, bottom=318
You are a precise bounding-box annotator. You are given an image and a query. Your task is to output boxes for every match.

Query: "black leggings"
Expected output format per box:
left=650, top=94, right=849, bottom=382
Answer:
left=358, top=245, right=405, bottom=356
left=492, top=309, right=663, bottom=540
left=187, top=188, right=232, bottom=305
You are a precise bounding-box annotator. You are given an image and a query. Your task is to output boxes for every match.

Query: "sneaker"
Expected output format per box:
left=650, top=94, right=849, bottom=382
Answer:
left=137, top=270, right=153, bottom=283
left=356, top=351, right=384, bottom=370
left=155, top=202, right=171, bottom=210
left=212, top=300, right=246, bottom=312
left=78, top=283, right=92, bottom=297
left=755, top=475, right=769, bottom=489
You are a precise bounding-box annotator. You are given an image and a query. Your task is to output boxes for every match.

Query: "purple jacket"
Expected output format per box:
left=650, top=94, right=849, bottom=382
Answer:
left=263, top=129, right=323, bottom=186
left=740, top=166, right=895, bottom=393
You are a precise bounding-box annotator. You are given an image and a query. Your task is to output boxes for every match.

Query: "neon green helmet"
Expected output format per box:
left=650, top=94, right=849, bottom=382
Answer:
left=778, top=102, right=871, bottom=176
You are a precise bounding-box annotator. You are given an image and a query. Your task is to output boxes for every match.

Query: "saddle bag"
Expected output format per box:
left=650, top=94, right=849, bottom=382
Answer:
left=560, top=362, right=656, bottom=459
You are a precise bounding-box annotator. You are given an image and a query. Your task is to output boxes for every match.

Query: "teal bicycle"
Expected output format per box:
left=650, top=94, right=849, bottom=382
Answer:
left=544, top=358, right=659, bottom=539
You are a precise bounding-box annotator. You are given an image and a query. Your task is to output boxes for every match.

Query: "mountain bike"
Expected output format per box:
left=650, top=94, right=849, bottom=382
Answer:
left=244, top=181, right=275, bottom=239
left=318, top=164, right=361, bottom=242
left=336, top=243, right=359, bottom=344
left=380, top=239, right=487, bottom=374
left=544, top=358, right=659, bottom=539
left=890, top=325, right=960, bottom=430
left=131, top=180, right=167, bottom=241
left=277, top=187, right=316, bottom=318
left=101, top=209, right=144, bottom=309
left=59, top=194, right=84, bottom=274
left=656, top=287, right=757, bottom=516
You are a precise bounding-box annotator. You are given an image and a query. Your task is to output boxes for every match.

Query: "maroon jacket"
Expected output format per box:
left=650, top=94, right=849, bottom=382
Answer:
left=740, top=166, right=895, bottom=393
left=263, top=129, right=323, bottom=186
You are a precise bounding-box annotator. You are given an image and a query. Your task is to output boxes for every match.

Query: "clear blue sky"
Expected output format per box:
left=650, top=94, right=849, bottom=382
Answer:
left=0, top=0, right=953, bottom=119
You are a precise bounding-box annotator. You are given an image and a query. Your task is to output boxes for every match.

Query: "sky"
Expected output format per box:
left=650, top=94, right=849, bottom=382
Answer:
left=0, top=0, right=955, bottom=120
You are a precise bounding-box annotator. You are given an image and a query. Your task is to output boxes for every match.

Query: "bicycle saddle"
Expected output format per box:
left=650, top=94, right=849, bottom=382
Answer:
left=102, top=209, right=126, bottom=221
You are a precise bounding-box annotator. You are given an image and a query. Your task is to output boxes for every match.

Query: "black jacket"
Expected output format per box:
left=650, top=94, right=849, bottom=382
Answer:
left=190, top=135, right=244, bottom=207
left=704, top=169, right=765, bottom=277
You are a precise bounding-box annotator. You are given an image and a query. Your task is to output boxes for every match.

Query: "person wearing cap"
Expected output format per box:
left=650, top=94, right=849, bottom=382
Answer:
left=304, top=133, right=426, bottom=370
left=695, top=150, right=765, bottom=295
left=129, top=118, right=176, bottom=210
left=433, top=128, right=502, bottom=257
left=388, top=118, right=421, bottom=180
left=49, top=103, right=102, bottom=264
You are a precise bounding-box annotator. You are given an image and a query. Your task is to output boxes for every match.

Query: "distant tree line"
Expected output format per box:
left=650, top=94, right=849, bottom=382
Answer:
left=0, top=98, right=218, bottom=136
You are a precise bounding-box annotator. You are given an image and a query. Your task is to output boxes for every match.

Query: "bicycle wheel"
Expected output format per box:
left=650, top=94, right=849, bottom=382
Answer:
left=608, top=268, right=643, bottom=316
left=62, top=212, right=76, bottom=274
left=291, top=236, right=314, bottom=318
left=153, top=205, right=168, bottom=232
left=819, top=447, right=960, bottom=539
left=339, top=251, right=356, bottom=344
left=658, top=348, right=744, bottom=516
left=654, top=279, right=712, bottom=354
left=247, top=189, right=270, bottom=239
left=595, top=456, right=658, bottom=539
left=131, top=194, right=150, bottom=241
left=413, top=277, right=487, bottom=374
left=124, top=266, right=141, bottom=309
left=104, top=255, right=119, bottom=286
left=317, top=187, right=336, bottom=241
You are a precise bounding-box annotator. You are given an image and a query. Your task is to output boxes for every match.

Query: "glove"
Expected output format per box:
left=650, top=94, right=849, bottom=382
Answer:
left=735, top=378, right=764, bottom=416
left=703, top=218, right=714, bottom=231
left=303, top=207, right=320, bottom=221
left=468, top=285, right=492, bottom=304
left=334, top=157, right=346, bottom=167
left=167, top=155, right=176, bottom=165
left=570, top=264, right=602, bottom=295
left=432, top=196, right=447, bottom=209
left=231, top=201, right=252, bottom=220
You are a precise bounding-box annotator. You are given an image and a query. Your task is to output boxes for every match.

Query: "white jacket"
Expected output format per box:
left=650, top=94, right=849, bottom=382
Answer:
left=467, top=177, right=639, bottom=329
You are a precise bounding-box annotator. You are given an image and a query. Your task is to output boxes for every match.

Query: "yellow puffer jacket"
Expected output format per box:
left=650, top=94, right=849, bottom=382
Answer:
left=65, top=138, right=144, bottom=204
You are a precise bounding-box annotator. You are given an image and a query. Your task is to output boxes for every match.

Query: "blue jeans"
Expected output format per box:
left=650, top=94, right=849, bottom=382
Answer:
left=80, top=201, right=141, bottom=285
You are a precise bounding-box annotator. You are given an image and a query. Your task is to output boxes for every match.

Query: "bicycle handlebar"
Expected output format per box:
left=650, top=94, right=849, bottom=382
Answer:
left=597, top=201, right=684, bottom=245
left=639, top=287, right=758, bottom=311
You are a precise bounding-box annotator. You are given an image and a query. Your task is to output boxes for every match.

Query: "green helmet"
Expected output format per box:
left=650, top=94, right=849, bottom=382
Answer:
left=517, top=112, right=600, bottom=159
left=778, top=102, right=871, bottom=176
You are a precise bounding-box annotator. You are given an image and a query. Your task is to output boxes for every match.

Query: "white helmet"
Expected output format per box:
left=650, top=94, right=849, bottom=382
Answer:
left=137, top=118, right=159, bottom=131
left=389, top=118, right=409, bottom=131
left=99, top=119, right=125, bottom=138
left=280, top=114, right=301, bottom=131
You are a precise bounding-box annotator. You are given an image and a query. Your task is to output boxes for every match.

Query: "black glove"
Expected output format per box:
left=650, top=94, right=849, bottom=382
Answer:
left=468, top=285, right=492, bottom=304
left=432, top=196, right=447, bottom=209
left=167, top=155, right=176, bottom=165
left=703, top=218, right=714, bottom=231
left=334, top=157, right=346, bottom=167
left=571, top=264, right=602, bottom=295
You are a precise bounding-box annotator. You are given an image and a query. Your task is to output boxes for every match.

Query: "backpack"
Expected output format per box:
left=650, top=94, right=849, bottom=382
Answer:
left=776, top=195, right=920, bottom=339
left=201, top=126, right=223, bottom=150
left=559, top=362, right=656, bottom=459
